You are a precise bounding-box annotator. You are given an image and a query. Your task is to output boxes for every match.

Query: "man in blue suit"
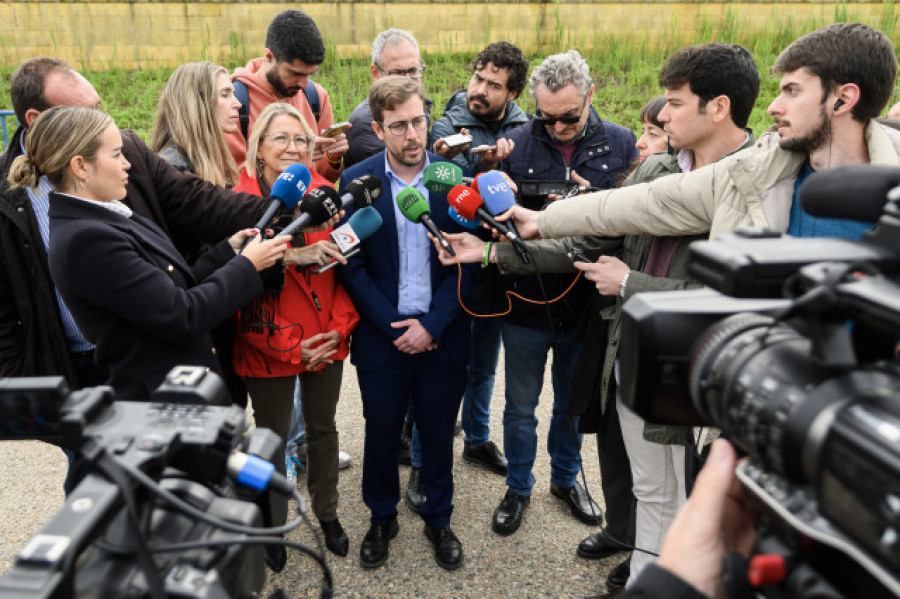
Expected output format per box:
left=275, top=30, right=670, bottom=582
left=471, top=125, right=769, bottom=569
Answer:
left=337, top=76, right=475, bottom=571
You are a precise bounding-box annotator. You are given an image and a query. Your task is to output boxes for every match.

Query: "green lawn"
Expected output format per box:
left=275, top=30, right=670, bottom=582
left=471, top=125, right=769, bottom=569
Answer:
left=1, top=21, right=898, bottom=151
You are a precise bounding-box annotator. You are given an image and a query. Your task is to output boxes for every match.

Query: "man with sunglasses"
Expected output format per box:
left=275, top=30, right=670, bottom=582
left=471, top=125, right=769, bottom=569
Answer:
left=225, top=9, right=348, bottom=182
left=336, top=77, right=476, bottom=571
left=487, top=50, right=637, bottom=538
left=345, top=29, right=434, bottom=168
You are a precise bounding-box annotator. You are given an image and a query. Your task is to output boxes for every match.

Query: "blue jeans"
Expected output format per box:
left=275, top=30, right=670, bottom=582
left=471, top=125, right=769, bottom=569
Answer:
left=501, top=321, right=583, bottom=496
left=285, top=376, right=306, bottom=459
left=461, top=317, right=502, bottom=448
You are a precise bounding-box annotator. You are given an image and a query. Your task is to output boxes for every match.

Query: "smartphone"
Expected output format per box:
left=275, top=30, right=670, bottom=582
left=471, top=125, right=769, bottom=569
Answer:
left=470, top=144, right=497, bottom=154
left=567, top=248, right=590, bottom=263
left=442, top=133, right=473, bottom=149
left=322, top=121, right=352, bottom=138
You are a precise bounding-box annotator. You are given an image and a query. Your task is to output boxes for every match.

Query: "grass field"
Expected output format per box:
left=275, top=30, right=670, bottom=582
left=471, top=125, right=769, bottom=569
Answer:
left=1, top=9, right=899, bottom=150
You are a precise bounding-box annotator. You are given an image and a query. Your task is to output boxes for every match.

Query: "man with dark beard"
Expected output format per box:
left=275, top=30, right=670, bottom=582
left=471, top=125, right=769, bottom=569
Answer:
left=225, top=9, right=348, bottom=182
left=500, top=23, right=900, bottom=244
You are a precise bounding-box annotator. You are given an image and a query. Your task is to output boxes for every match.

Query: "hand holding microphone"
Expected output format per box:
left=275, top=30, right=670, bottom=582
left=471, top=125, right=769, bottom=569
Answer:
left=312, top=206, right=384, bottom=273
left=471, top=171, right=530, bottom=263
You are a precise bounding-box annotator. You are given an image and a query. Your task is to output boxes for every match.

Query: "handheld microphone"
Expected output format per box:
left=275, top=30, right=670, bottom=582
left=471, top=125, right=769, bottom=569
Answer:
left=396, top=187, right=456, bottom=257
left=449, top=206, right=480, bottom=230
left=242, top=163, right=311, bottom=248
left=339, top=174, right=384, bottom=210
left=313, top=206, right=384, bottom=273
left=279, top=186, right=342, bottom=238
left=475, top=171, right=530, bottom=263
left=799, top=165, right=900, bottom=223
left=423, top=162, right=474, bottom=195
left=447, top=184, right=525, bottom=252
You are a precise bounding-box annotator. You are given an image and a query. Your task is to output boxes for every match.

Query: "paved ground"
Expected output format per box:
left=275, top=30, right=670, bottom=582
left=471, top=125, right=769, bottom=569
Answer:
left=0, top=351, right=628, bottom=597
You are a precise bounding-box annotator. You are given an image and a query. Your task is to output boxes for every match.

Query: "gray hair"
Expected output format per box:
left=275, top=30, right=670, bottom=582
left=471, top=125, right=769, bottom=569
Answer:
left=371, top=28, right=420, bottom=66
left=529, top=50, right=592, bottom=97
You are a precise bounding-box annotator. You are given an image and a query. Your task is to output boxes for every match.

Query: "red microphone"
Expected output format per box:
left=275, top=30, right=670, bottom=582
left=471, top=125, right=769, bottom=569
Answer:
left=447, top=184, right=523, bottom=248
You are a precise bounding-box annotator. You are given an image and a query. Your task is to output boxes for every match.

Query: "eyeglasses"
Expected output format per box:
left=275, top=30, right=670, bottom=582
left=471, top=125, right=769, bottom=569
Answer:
left=264, top=133, right=315, bottom=149
left=375, top=63, right=426, bottom=79
left=535, top=97, right=589, bottom=126
left=379, top=114, right=429, bottom=137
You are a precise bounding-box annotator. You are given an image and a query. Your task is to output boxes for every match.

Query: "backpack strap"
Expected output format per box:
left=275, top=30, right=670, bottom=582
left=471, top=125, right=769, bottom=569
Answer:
left=233, top=79, right=250, bottom=141
left=305, top=82, right=321, bottom=124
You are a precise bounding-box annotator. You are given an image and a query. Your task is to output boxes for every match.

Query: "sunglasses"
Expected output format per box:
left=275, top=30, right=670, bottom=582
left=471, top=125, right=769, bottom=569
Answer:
left=535, top=97, right=588, bottom=126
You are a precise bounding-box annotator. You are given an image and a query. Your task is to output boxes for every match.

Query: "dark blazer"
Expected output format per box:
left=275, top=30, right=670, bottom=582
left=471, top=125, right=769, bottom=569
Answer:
left=337, top=152, right=476, bottom=372
left=47, top=193, right=262, bottom=400
left=0, top=128, right=267, bottom=388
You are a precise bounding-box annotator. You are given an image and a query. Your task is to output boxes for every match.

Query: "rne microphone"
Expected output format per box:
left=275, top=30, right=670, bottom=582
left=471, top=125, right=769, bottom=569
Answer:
left=314, top=206, right=384, bottom=273
left=242, top=163, right=311, bottom=248
left=475, top=171, right=530, bottom=264
left=396, top=187, right=456, bottom=257
left=279, top=186, right=342, bottom=238
left=447, top=184, right=526, bottom=258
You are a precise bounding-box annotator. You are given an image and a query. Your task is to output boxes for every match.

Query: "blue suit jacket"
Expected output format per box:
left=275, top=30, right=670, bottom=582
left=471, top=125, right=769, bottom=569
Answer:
left=337, top=152, right=476, bottom=372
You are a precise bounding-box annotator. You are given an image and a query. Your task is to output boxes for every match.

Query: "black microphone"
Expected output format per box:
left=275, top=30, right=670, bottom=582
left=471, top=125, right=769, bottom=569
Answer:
left=340, top=174, right=385, bottom=210
left=799, top=165, right=900, bottom=223
left=279, top=187, right=342, bottom=238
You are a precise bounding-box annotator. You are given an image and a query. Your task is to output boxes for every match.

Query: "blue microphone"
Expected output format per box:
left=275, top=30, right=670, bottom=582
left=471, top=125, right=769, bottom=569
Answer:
left=449, top=206, right=480, bottom=230
left=314, top=206, right=384, bottom=273
left=476, top=170, right=529, bottom=263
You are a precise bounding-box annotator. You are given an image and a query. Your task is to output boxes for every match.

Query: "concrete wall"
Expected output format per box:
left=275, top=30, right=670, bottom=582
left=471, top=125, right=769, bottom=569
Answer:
left=1, top=1, right=896, bottom=69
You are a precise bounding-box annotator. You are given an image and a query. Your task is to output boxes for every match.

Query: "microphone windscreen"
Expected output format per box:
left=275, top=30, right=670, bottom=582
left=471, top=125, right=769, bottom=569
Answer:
left=342, top=174, right=384, bottom=209
left=423, top=162, right=464, bottom=195
left=396, top=187, right=431, bottom=223
left=302, top=186, right=342, bottom=225
left=449, top=206, right=480, bottom=229
left=270, top=163, right=312, bottom=210
left=478, top=171, right=517, bottom=215
left=799, top=165, right=900, bottom=223
left=348, top=206, right=383, bottom=241
left=447, top=184, right=483, bottom=220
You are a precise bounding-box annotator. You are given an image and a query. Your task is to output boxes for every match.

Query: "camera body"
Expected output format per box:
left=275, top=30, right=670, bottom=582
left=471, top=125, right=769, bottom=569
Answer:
left=0, top=367, right=282, bottom=599
left=618, top=165, right=900, bottom=598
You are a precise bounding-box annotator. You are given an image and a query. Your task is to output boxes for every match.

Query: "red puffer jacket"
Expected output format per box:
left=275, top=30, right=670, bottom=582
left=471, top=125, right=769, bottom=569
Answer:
left=232, top=169, right=359, bottom=377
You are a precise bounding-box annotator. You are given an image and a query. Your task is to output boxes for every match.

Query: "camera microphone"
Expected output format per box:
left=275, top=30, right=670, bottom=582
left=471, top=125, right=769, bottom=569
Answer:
left=799, top=165, right=900, bottom=223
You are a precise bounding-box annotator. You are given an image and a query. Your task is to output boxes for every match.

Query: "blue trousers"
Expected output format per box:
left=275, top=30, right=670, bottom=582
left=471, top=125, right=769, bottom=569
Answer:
left=461, top=317, right=502, bottom=447
left=501, top=321, right=583, bottom=496
left=358, top=346, right=467, bottom=528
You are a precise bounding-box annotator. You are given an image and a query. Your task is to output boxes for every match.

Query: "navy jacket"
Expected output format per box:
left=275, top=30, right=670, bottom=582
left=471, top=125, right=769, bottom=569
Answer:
left=499, top=109, right=637, bottom=330
left=48, top=193, right=262, bottom=400
left=337, top=152, right=476, bottom=372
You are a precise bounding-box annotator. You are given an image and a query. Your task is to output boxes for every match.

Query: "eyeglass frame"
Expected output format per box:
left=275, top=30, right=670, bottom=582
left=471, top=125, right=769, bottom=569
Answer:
left=535, top=96, right=590, bottom=127
left=374, top=63, right=426, bottom=79
left=377, top=114, right=430, bottom=137
left=262, top=132, right=316, bottom=150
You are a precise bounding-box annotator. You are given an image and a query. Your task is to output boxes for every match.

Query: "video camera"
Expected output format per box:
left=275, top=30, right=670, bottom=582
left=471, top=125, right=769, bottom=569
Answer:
left=0, top=366, right=330, bottom=599
left=618, top=165, right=900, bottom=599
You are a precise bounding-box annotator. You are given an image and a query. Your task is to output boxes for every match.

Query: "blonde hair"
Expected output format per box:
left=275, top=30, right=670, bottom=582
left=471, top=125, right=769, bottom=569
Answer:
left=150, top=62, right=239, bottom=187
left=7, top=106, right=113, bottom=190
left=245, top=102, right=316, bottom=179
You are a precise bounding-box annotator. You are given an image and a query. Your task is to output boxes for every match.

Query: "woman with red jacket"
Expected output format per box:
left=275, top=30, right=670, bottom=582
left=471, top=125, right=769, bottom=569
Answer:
left=233, top=102, right=358, bottom=559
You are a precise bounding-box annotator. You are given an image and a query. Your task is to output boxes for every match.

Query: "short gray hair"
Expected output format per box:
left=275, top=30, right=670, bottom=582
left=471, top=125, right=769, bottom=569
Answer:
left=371, top=28, right=420, bottom=66
left=529, top=50, right=592, bottom=97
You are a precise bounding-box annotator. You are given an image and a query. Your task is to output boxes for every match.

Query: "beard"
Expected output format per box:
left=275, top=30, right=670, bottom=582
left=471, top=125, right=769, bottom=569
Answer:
left=388, top=141, right=425, bottom=168
left=778, top=104, right=831, bottom=153
left=468, top=94, right=506, bottom=121
left=266, top=69, right=300, bottom=98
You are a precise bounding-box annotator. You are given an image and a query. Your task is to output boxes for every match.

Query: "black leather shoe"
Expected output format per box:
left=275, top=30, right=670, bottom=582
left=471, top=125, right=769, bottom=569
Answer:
left=264, top=543, right=287, bottom=573
left=360, top=519, right=399, bottom=569
left=491, top=490, right=529, bottom=536
left=577, top=531, right=627, bottom=560
left=606, top=557, right=630, bottom=592
left=320, top=518, right=349, bottom=557
left=550, top=481, right=603, bottom=525
left=423, top=524, right=463, bottom=570
left=406, top=467, right=425, bottom=513
left=463, top=440, right=508, bottom=475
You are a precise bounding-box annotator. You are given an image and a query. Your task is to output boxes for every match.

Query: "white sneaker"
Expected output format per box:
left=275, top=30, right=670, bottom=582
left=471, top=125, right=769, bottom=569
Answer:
left=338, top=450, right=352, bottom=470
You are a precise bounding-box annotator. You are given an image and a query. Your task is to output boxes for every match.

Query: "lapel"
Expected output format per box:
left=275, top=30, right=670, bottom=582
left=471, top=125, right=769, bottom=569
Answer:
left=49, top=193, right=195, bottom=283
left=370, top=156, right=400, bottom=283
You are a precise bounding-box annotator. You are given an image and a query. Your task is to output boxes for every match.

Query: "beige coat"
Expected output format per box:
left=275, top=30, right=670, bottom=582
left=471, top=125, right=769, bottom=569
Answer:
left=537, top=121, right=900, bottom=240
